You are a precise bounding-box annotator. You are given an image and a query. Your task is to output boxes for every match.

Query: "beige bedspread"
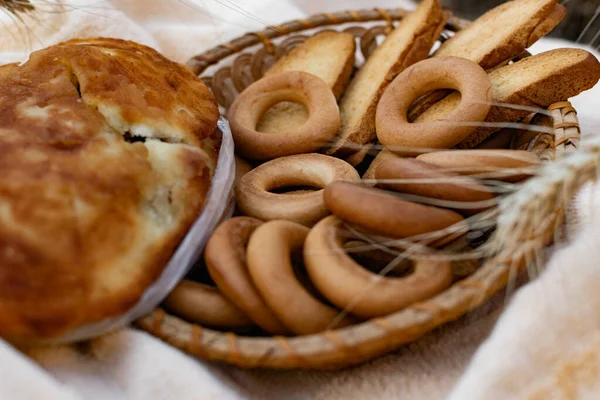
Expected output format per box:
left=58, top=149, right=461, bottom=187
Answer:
left=2, top=1, right=600, bottom=399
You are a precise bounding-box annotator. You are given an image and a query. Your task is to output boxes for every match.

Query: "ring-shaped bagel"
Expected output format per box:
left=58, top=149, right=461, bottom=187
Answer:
left=343, top=240, right=413, bottom=277
left=375, top=57, right=492, bottom=153
left=246, top=220, right=357, bottom=334
left=375, top=158, right=496, bottom=215
left=228, top=71, right=341, bottom=160
left=205, top=217, right=290, bottom=335
left=324, top=181, right=464, bottom=243
left=162, top=280, right=254, bottom=330
left=234, top=155, right=253, bottom=187
left=416, top=149, right=541, bottom=182
left=304, top=216, right=454, bottom=318
left=236, top=153, right=360, bottom=225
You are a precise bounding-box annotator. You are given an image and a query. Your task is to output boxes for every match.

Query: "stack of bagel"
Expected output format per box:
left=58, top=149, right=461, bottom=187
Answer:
left=164, top=0, right=600, bottom=335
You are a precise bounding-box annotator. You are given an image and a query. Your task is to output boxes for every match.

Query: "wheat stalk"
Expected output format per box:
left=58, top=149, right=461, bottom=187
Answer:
left=0, top=0, right=34, bottom=15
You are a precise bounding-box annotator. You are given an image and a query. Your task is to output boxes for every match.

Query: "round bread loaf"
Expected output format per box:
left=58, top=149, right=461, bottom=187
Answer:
left=0, top=38, right=220, bottom=342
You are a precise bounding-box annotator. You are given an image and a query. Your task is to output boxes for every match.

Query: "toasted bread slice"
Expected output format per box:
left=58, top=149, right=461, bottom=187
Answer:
left=408, top=0, right=566, bottom=121
left=413, top=48, right=600, bottom=149
left=527, top=4, right=568, bottom=49
left=264, top=31, right=356, bottom=99
left=256, top=31, right=355, bottom=134
left=435, top=0, right=565, bottom=69
left=324, top=0, right=447, bottom=157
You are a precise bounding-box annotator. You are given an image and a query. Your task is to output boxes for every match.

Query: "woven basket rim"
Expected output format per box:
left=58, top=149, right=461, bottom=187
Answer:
left=136, top=7, right=582, bottom=369
left=186, top=7, right=470, bottom=76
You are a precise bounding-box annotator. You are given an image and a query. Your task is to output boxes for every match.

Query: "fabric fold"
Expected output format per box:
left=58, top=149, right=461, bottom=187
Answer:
left=1, top=1, right=600, bottom=399
left=449, top=187, right=600, bottom=398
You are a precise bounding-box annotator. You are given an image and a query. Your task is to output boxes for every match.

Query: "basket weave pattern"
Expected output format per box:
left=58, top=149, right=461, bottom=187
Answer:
left=136, top=8, right=582, bottom=369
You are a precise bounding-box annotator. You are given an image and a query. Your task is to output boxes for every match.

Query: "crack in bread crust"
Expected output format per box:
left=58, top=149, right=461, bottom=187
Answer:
left=0, top=38, right=220, bottom=343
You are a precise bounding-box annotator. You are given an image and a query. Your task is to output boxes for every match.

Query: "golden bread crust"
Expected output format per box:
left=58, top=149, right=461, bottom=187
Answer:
left=0, top=38, right=220, bottom=342
left=55, top=38, right=220, bottom=148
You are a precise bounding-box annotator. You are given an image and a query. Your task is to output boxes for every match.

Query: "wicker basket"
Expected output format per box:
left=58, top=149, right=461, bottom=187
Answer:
left=136, top=8, right=584, bottom=369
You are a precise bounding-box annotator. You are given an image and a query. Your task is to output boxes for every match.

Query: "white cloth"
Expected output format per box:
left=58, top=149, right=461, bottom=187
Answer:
left=449, top=211, right=600, bottom=399
left=2, top=1, right=600, bottom=399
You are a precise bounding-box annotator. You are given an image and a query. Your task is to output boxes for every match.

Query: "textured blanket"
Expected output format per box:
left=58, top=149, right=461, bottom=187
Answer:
left=1, top=1, right=600, bottom=399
